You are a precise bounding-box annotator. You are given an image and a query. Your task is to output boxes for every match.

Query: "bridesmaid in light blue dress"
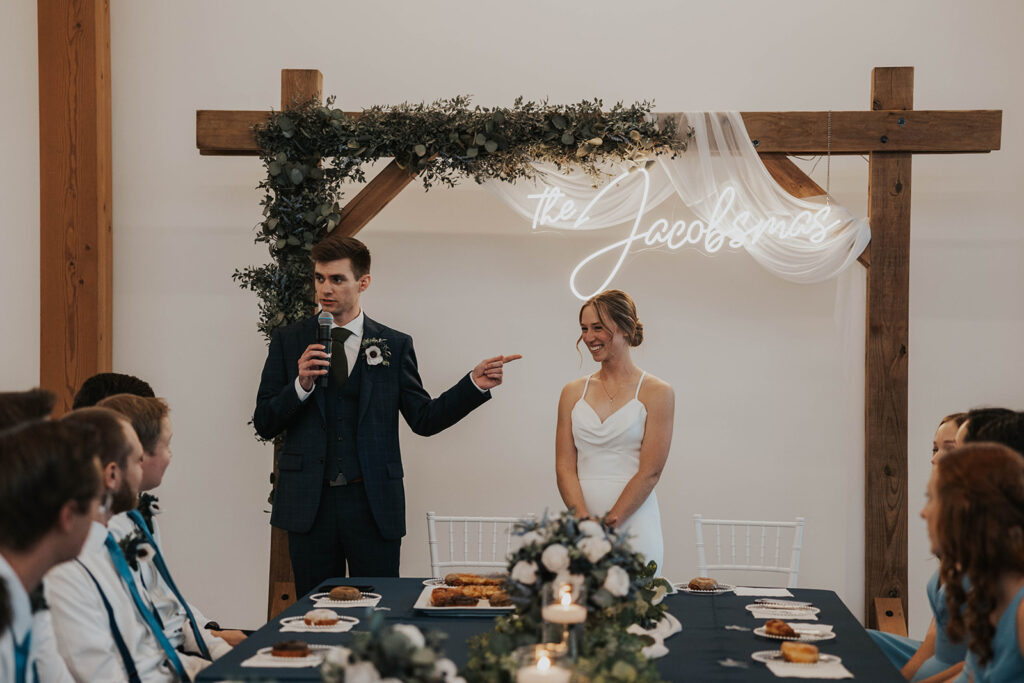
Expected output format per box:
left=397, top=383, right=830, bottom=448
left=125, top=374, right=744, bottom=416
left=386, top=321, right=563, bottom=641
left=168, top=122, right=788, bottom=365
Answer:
left=926, top=440, right=1024, bottom=683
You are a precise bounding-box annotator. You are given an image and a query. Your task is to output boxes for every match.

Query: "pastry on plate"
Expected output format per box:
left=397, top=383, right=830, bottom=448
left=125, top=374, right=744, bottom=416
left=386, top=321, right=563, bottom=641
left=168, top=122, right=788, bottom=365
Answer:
left=764, top=619, right=796, bottom=638
left=687, top=577, right=719, bottom=590
left=328, top=586, right=362, bottom=601
left=430, top=587, right=479, bottom=607
left=303, top=609, right=339, bottom=626
left=443, top=573, right=506, bottom=587
left=780, top=641, right=819, bottom=663
left=487, top=590, right=512, bottom=607
left=271, top=640, right=310, bottom=658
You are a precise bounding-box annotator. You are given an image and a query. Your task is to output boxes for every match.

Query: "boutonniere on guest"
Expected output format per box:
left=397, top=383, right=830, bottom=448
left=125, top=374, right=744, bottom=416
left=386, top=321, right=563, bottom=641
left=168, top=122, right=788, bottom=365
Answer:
left=137, top=492, right=161, bottom=534
left=361, top=338, right=391, bottom=367
left=118, top=531, right=156, bottom=571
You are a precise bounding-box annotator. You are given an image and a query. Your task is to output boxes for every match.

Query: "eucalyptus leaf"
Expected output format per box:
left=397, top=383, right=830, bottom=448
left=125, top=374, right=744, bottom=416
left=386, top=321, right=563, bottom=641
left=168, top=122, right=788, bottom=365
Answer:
left=466, top=147, right=478, bottom=158
left=289, top=168, right=304, bottom=184
left=485, top=140, right=498, bottom=154
left=475, top=133, right=487, bottom=145
left=414, top=143, right=427, bottom=157
left=561, top=132, right=575, bottom=145
left=552, top=114, right=567, bottom=130
left=268, top=162, right=282, bottom=176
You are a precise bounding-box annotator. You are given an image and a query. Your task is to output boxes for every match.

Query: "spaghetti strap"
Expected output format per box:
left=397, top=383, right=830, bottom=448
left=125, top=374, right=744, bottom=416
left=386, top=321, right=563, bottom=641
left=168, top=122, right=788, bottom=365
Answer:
left=581, top=374, right=594, bottom=400
left=634, top=371, right=647, bottom=399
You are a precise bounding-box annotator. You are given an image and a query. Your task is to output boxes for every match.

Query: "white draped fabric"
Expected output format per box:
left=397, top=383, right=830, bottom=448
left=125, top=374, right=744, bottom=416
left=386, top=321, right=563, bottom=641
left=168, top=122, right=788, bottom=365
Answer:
left=485, top=111, right=870, bottom=293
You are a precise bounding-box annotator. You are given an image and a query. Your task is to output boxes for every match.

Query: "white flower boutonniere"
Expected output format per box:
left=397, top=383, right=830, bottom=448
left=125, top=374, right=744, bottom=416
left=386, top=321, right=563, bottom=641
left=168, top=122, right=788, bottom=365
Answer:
left=361, top=338, right=391, bottom=367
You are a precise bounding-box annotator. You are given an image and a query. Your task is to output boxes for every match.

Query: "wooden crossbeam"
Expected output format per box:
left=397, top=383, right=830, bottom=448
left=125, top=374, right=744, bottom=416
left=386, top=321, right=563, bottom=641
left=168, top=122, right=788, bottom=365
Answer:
left=196, top=109, right=1001, bottom=157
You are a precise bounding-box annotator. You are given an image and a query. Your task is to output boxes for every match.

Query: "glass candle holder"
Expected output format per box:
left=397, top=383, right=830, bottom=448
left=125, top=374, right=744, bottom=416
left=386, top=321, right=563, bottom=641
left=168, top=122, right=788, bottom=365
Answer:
left=540, top=581, right=587, bottom=657
left=515, top=643, right=572, bottom=683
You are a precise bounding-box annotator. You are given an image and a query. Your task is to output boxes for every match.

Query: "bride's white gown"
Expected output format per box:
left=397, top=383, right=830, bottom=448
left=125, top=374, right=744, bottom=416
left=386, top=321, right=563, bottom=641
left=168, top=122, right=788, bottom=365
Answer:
left=572, top=371, right=664, bottom=574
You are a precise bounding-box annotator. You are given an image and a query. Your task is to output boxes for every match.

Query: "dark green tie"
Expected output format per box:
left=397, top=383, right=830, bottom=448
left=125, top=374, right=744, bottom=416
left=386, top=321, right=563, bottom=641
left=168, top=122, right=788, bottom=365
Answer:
left=330, top=327, right=352, bottom=387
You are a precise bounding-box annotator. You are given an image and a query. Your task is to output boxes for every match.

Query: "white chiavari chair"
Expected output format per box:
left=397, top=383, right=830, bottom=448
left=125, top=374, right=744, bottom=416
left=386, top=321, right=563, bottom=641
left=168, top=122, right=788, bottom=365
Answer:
left=693, top=514, right=805, bottom=588
left=426, top=512, right=535, bottom=578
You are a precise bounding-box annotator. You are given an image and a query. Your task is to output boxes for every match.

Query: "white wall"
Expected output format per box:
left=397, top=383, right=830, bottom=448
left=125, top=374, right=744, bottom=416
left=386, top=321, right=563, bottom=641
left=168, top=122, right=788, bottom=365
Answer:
left=4, top=0, right=1022, bottom=637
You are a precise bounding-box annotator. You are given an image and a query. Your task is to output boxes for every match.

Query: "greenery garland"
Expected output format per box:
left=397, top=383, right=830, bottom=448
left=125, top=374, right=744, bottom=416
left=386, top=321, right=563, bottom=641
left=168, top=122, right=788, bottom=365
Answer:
left=233, top=96, right=690, bottom=339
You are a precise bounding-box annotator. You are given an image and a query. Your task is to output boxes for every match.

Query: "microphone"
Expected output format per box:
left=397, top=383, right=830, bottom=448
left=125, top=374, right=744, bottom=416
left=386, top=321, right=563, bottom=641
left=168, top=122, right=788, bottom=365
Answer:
left=317, top=310, right=333, bottom=388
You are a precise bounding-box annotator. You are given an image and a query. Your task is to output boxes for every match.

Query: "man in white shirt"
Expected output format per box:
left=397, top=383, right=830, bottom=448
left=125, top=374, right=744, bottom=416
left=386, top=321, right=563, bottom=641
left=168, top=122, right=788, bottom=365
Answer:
left=0, top=418, right=103, bottom=683
left=46, top=407, right=208, bottom=682
left=99, top=393, right=241, bottom=657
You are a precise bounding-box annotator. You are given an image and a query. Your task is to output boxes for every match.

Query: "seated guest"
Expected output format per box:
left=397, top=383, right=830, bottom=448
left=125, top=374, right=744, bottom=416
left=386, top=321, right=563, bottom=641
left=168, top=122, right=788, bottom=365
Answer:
left=72, top=373, right=155, bottom=409
left=972, top=412, right=1024, bottom=455
left=928, top=443, right=1024, bottom=683
left=99, top=394, right=243, bottom=653
left=870, top=412, right=969, bottom=682
left=0, top=389, right=56, bottom=433
left=954, top=407, right=1016, bottom=448
left=46, top=408, right=207, bottom=681
left=0, top=420, right=102, bottom=683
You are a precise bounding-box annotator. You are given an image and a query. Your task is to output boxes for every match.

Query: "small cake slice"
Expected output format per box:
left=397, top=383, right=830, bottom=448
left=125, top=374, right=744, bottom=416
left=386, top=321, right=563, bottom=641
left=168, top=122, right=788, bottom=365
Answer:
left=764, top=619, right=796, bottom=638
left=780, top=641, right=819, bottom=663
left=303, top=609, right=339, bottom=626
left=271, top=639, right=310, bottom=658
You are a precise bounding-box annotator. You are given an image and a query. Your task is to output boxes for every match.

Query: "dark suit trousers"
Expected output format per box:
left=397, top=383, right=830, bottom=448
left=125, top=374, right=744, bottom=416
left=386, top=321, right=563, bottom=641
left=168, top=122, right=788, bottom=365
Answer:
left=287, top=480, right=401, bottom=597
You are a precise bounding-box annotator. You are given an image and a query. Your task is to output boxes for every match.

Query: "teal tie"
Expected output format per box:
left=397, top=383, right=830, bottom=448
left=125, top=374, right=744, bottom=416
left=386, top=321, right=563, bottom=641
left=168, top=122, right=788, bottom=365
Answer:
left=126, top=511, right=211, bottom=660
left=104, top=533, right=187, bottom=680
left=13, top=628, right=30, bottom=683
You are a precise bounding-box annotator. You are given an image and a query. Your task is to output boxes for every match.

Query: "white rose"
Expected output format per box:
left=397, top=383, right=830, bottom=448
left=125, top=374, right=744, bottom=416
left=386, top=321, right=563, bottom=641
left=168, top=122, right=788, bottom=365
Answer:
left=603, top=565, right=630, bottom=597
left=433, top=658, right=459, bottom=680
left=511, top=560, right=538, bottom=585
left=517, top=530, right=544, bottom=549
left=578, top=536, right=611, bottom=563
left=541, top=543, right=570, bottom=573
left=578, top=520, right=604, bottom=538
left=324, top=645, right=351, bottom=667
left=345, top=661, right=382, bottom=683
left=391, top=623, right=425, bottom=649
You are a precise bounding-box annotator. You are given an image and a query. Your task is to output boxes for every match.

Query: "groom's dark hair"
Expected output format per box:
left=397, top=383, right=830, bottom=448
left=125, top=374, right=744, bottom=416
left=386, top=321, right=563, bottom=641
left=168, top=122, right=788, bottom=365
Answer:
left=311, top=235, right=371, bottom=278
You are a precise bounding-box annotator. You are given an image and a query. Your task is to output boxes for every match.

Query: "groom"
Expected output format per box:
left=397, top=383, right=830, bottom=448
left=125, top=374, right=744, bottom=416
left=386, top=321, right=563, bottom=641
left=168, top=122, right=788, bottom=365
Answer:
left=254, top=235, right=518, bottom=595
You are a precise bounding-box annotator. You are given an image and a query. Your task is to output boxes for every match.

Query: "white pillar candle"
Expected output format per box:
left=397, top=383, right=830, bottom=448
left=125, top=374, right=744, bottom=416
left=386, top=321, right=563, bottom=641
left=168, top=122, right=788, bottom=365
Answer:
left=516, top=657, right=571, bottom=683
left=541, top=603, right=587, bottom=624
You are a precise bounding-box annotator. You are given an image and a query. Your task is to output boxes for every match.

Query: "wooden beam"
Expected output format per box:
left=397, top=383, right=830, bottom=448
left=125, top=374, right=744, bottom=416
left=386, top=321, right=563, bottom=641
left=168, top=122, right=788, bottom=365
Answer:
left=195, top=109, right=1002, bottom=157
left=740, top=109, right=1000, bottom=154
left=38, top=0, right=113, bottom=415
left=265, top=69, right=323, bottom=619
left=334, top=160, right=421, bottom=237
left=761, top=154, right=870, bottom=268
left=864, top=66, right=913, bottom=627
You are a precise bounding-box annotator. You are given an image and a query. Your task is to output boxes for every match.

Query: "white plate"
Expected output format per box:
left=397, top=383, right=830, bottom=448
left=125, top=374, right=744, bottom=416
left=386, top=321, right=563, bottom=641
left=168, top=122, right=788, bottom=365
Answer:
left=753, top=626, right=836, bottom=642
left=673, top=582, right=735, bottom=595
left=754, top=598, right=814, bottom=608
left=746, top=604, right=820, bottom=615
left=256, top=644, right=332, bottom=665
left=412, top=585, right=514, bottom=616
left=280, top=614, right=359, bottom=631
left=309, top=592, right=381, bottom=607
left=751, top=650, right=841, bottom=665
left=422, top=578, right=449, bottom=587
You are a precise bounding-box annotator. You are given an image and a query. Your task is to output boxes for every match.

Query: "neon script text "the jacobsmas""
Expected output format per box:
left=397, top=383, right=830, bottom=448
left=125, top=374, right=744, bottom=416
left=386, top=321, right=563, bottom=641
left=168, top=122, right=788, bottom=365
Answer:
left=527, top=168, right=841, bottom=300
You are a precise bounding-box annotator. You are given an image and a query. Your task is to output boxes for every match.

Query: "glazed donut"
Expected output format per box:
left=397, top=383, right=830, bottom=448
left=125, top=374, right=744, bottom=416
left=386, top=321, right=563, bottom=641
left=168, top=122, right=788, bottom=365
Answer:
left=687, top=577, right=718, bottom=590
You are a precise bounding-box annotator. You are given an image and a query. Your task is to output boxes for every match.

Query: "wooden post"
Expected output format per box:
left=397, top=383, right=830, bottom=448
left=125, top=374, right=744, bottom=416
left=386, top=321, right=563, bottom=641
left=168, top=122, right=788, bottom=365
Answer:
left=37, top=0, right=113, bottom=414
left=265, top=69, right=323, bottom=619
left=864, top=66, right=913, bottom=626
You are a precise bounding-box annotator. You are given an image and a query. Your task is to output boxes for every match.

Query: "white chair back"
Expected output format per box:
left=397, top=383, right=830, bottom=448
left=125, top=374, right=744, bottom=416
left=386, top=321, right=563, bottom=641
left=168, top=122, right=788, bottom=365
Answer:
left=426, top=511, right=535, bottom=578
left=693, top=514, right=805, bottom=588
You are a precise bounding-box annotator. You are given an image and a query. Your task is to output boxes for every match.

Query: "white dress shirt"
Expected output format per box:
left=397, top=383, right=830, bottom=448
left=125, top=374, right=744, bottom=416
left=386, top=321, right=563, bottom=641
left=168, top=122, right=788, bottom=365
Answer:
left=44, top=521, right=207, bottom=682
left=107, top=513, right=230, bottom=661
left=294, top=309, right=486, bottom=401
left=1, top=552, right=73, bottom=683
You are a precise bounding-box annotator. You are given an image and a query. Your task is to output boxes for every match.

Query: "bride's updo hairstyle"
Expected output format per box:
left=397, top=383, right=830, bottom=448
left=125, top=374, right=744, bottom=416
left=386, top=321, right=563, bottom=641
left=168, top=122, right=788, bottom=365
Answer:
left=578, top=290, right=644, bottom=347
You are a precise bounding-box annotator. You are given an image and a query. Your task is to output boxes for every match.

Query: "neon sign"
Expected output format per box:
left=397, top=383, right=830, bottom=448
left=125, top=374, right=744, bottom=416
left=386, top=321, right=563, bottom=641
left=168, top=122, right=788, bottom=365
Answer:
left=527, top=168, right=841, bottom=300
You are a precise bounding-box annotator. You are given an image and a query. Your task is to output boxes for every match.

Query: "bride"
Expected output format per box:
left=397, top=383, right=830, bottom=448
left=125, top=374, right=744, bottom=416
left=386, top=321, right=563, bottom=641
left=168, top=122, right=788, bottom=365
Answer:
left=555, top=289, right=675, bottom=574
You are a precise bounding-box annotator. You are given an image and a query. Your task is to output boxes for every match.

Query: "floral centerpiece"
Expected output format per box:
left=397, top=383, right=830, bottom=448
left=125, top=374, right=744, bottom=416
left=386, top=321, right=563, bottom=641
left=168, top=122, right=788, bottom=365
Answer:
left=465, top=511, right=672, bottom=683
left=321, top=612, right=464, bottom=683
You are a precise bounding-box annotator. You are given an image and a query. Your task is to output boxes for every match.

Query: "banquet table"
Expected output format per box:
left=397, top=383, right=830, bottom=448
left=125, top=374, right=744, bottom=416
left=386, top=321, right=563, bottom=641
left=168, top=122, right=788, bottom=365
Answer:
left=196, top=578, right=904, bottom=682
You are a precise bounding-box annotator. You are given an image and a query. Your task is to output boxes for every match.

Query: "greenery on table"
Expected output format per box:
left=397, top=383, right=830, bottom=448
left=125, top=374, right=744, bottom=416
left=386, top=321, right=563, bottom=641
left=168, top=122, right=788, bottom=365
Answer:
left=465, top=511, right=672, bottom=683
left=320, top=611, right=464, bottom=683
left=233, top=96, right=690, bottom=340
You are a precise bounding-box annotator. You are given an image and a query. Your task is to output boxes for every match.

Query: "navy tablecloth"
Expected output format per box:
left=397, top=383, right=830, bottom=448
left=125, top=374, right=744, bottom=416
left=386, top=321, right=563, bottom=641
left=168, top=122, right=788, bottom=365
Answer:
left=196, top=579, right=904, bottom=682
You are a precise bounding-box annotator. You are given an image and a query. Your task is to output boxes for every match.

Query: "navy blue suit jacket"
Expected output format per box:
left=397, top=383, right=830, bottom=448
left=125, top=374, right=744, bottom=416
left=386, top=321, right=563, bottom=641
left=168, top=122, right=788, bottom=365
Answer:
left=253, top=314, right=490, bottom=539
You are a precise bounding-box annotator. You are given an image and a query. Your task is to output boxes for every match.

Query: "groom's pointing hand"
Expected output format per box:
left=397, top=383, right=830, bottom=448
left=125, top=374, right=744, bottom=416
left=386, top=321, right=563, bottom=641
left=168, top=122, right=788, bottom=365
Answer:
left=472, top=354, right=522, bottom=391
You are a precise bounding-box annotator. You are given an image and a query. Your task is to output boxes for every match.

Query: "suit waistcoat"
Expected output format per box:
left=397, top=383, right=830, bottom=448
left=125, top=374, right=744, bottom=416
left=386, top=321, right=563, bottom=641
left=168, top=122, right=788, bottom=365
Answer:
left=325, top=358, right=363, bottom=481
